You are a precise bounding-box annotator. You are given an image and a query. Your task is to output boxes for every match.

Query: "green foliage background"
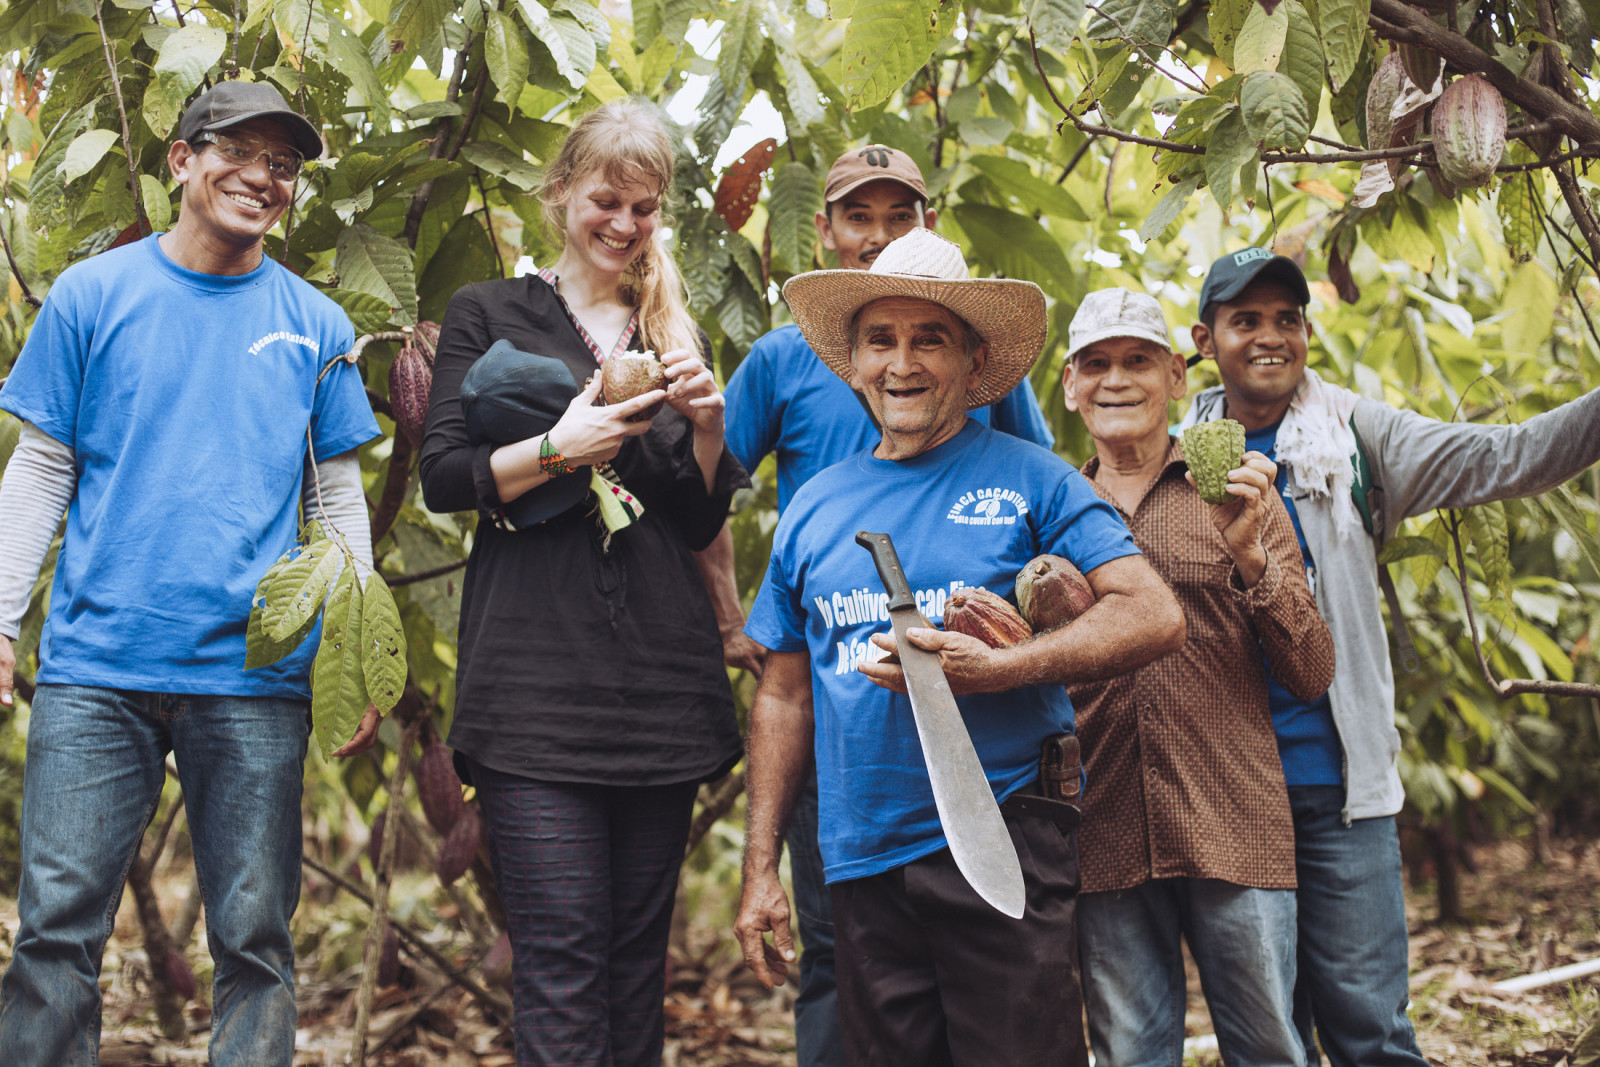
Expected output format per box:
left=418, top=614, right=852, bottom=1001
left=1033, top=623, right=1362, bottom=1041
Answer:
left=1, top=0, right=1599, bottom=926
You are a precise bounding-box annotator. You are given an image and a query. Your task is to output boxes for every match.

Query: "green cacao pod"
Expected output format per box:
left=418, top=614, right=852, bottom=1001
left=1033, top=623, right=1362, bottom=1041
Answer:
left=1181, top=419, right=1247, bottom=505
left=389, top=343, right=432, bottom=448
left=943, top=588, right=1032, bottom=648
left=1016, top=554, right=1096, bottom=633
left=1433, top=74, right=1506, bottom=188
left=415, top=739, right=467, bottom=835
left=601, top=350, right=668, bottom=422
left=436, top=804, right=483, bottom=886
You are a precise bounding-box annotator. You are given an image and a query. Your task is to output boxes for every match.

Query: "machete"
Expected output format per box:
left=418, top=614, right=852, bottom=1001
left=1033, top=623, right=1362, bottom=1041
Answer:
left=856, top=530, right=1026, bottom=919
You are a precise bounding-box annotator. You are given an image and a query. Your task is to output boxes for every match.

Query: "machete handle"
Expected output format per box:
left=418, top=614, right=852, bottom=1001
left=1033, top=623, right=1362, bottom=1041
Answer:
left=856, top=531, right=917, bottom=613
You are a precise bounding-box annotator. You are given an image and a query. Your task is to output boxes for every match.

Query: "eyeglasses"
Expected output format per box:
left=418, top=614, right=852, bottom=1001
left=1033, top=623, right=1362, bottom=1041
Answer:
left=192, top=131, right=303, bottom=182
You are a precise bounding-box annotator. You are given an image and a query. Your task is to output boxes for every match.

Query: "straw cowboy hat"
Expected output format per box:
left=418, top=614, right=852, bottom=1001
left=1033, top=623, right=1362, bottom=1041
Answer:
left=781, top=229, right=1048, bottom=409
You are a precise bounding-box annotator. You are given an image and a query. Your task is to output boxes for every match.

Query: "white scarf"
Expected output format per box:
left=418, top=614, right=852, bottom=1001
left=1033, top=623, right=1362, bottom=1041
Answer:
left=1178, top=367, right=1363, bottom=539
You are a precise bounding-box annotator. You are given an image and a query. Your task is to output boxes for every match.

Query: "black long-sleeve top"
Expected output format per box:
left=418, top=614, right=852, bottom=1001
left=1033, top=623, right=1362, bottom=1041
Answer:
left=418, top=276, right=746, bottom=786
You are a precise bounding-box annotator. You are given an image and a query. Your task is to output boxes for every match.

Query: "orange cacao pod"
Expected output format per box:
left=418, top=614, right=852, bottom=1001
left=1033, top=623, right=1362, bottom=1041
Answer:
left=1016, top=555, right=1096, bottom=633
left=436, top=804, right=483, bottom=886
left=1433, top=74, right=1506, bottom=188
left=943, top=588, right=1032, bottom=648
left=389, top=343, right=432, bottom=448
left=415, top=739, right=467, bottom=835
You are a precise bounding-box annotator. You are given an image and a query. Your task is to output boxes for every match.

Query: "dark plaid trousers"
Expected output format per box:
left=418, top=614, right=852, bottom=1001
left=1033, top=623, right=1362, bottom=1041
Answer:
left=471, top=763, right=699, bottom=1067
left=830, top=808, right=1090, bottom=1067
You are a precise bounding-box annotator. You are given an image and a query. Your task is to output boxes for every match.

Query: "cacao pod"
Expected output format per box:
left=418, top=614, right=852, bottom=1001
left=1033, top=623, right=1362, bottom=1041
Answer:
left=367, top=810, right=388, bottom=872
left=1398, top=43, right=1442, bottom=93
left=943, top=588, right=1032, bottom=648
left=389, top=343, right=432, bottom=448
left=163, top=950, right=197, bottom=1001
left=412, top=320, right=440, bottom=365
left=1181, top=419, right=1247, bottom=505
left=437, top=804, right=484, bottom=885
left=1016, top=555, right=1096, bottom=633
left=483, top=931, right=514, bottom=989
left=601, top=351, right=668, bottom=422
left=1365, top=52, right=1406, bottom=153
left=377, top=926, right=401, bottom=987
left=1432, top=74, right=1506, bottom=188
left=415, top=739, right=467, bottom=835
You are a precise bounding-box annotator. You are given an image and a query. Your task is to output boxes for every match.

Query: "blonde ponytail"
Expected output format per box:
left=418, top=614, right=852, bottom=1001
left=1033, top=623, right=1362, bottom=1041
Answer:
left=539, top=100, right=699, bottom=356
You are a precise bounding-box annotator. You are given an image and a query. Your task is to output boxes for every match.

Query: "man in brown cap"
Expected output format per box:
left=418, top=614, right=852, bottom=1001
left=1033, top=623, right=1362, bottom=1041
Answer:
left=714, top=146, right=1055, bottom=1065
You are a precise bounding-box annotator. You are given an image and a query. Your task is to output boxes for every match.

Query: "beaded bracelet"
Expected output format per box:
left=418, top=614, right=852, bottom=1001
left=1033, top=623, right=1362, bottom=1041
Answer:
left=538, top=434, right=572, bottom=477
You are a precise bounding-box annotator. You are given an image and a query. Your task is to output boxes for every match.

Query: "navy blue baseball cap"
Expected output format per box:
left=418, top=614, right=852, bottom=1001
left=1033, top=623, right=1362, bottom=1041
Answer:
left=459, top=340, right=588, bottom=530
left=1198, top=247, right=1312, bottom=322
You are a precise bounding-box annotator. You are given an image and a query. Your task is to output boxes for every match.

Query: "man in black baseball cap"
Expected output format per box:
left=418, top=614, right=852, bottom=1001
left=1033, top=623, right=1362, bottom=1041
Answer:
left=176, top=79, right=323, bottom=161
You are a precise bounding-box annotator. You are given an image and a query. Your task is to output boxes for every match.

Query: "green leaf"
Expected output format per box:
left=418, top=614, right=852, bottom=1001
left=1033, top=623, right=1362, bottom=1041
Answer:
left=1542, top=485, right=1600, bottom=578
left=1139, top=174, right=1201, bottom=241
left=1240, top=70, right=1309, bottom=150
left=1234, top=2, right=1287, bottom=73
left=715, top=273, right=769, bottom=351
left=59, top=129, right=118, bottom=183
left=312, top=565, right=368, bottom=759
left=327, top=19, right=392, bottom=129
left=1498, top=172, right=1541, bottom=263
left=1501, top=260, right=1558, bottom=354
left=324, top=288, right=399, bottom=334
left=840, top=0, right=959, bottom=110
left=1316, top=0, right=1370, bottom=93
left=776, top=47, right=828, bottom=130
left=1571, top=1013, right=1600, bottom=1067
left=139, top=174, right=170, bottom=234
left=458, top=142, right=543, bottom=191
left=1025, top=0, right=1086, bottom=54
left=1279, top=1, right=1325, bottom=118
left=518, top=0, right=589, bottom=89
left=968, top=156, right=1088, bottom=221
left=154, top=22, right=225, bottom=82
left=718, top=0, right=764, bottom=95
left=261, top=538, right=343, bottom=642
left=335, top=223, right=419, bottom=325
left=486, top=10, right=531, bottom=109
left=360, top=574, right=406, bottom=713
left=1208, top=0, right=1254, bottom=67
left=1462, top=502, right=1511, bottom=601
left=245, top=559, right=321, bottom=670
left=948, top=202, right=1074, bottom=300
left=769, top=162, right=823, bottom=275
left=1205, top=110, right=1255, bottom=209
left=1084, top=0, right=1175, bottom=44
left=1376, top=535, right=1446, bottom=565
left=1558, top=0, right=1594, bottom=71
left=387, top=0, right=452, bottom=52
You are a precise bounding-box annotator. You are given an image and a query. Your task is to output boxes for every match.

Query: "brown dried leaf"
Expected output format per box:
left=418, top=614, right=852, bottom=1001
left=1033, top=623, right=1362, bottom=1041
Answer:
left=713, top=137, right=777, bottom=234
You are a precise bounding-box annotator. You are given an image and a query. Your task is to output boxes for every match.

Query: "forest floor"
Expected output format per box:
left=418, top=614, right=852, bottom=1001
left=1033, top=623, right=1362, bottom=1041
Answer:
left=0, top=833, right=1594, bottom=1065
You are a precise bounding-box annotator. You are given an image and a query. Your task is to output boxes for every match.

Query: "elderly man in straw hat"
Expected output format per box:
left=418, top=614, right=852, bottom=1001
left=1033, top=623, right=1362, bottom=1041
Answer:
left=1062, top=288, right=1332, bottom=1066
left=734, top=229, right=1185, bottom=1065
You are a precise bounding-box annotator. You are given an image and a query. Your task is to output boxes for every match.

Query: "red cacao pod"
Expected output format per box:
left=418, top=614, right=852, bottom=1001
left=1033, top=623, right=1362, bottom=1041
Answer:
left=377, top=926, right=401, bottom=987
left=412, top=320, right=440, bottom=365
left=1016, top=555, right=1096, bottom=633
left=1432, top=74, right=1506, bottom=188
left=483, top=930, right=514, bottom=989
left=436, top=804, right=484, bottom=886
left=943, top=588, right=1032, bottom=649
left=389, top=343, right=432, bottom=448
left=601, top=351, right=667, bottom=422
left=163, top=949, right=197, bottom=1000
left=367, top=810, right=388, bottom=872
left=415, top=739, right=467, bottom=835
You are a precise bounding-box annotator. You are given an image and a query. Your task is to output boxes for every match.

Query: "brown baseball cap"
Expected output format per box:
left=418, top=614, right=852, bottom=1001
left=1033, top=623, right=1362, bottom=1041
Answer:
left=824, top=145, right=927, bottom=204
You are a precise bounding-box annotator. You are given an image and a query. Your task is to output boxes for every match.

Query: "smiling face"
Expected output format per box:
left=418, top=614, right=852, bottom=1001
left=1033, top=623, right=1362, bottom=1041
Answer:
left=1065, top=335, right=1187, bottom=450
left=1191, top=280, right=1312, bottom=429
left=168, top=117, right=297, bottom=253
left=849, top=296, right=985, bottom=458
left=816, top=179, right=936, bottom=270
left=560, top=166, right=661, bottom=279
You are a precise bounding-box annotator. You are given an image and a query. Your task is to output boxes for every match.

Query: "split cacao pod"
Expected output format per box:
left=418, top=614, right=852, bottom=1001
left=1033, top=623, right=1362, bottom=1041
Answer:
left=437, top=804, right=484, bottom=886
left=1181, top=419, right=1247, bottom=505
left=415, top=739, right=467, bottom=835
left=602, top=351, right=668, bottom=422
left=377, top=926, right=401, bottom=987
left=163, top=950, right=197, bottom=1000
left=1432, top=74, right=1506, bottom=188
left=1016, top=555, right=1096, bottom=633
left=943, top=588, right=1032, bottom=648
left=389, top=342, right=432, bottom=448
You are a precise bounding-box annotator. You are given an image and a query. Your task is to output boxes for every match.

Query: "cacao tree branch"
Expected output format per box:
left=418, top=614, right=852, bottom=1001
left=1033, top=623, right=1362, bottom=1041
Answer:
left=383, top=558, right=468, bottom=586
left=127, top=791, right=189, bottom=1040
left=1497, top=147, right=1588, bottom=172
left=1528, top=182, right=1600, bottom=354
left=369, top=430, right=413, bottom=546
left=0, top=207, right=40, bottom=308
left=1549, top=160, right=1600, bottom=270
left=684, top=768, right=746, bottom=857
left=402, top=28, right=480, bottom=249
left=301, top=852, right=512, bottom=1017
left=1370, top=0, right=1600, bottom=150
left=167, top=871, right=204, bottom=948
left=366, top=387, right=394, bottom=418
left=92, top=0, right=151, bottom=239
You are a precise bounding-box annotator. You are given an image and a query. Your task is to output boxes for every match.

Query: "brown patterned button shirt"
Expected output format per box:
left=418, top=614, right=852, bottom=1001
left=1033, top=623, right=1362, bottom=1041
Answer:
left=1070, top=440, right=1334, bottom=893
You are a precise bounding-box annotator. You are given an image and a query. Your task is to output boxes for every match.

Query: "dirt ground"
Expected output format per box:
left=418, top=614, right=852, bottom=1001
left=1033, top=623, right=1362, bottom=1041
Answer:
left=0, top=834, right=1595, bottom=1065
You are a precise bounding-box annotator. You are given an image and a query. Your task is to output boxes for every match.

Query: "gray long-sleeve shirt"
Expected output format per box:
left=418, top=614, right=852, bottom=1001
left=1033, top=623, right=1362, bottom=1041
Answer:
left=1185, top=383, right=1600, bottom=820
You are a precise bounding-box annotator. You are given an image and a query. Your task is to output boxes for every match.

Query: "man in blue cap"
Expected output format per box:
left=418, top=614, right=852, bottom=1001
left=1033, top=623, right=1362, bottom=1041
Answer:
left=0, top=81, right=379, bottom=1064
left=1181, top=247, right=1600, bottom=1065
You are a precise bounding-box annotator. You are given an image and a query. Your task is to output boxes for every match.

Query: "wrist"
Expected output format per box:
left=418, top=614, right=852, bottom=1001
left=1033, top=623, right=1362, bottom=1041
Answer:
left=1233, top=543, right=1268, bottom=587
left=539, top=433, right=573, bottom=477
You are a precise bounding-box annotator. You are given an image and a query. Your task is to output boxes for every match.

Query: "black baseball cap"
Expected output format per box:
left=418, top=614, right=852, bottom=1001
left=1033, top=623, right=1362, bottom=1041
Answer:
left=176, top=81, right=323, bottom=160
left=459, top=340, right=589, bottom=530
left=1198, top=247, right=1312, bottom=322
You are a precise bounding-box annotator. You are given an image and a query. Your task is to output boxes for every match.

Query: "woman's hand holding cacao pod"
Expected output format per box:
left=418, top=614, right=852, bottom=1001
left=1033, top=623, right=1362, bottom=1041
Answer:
left=547, top=373, right=661, bottom=466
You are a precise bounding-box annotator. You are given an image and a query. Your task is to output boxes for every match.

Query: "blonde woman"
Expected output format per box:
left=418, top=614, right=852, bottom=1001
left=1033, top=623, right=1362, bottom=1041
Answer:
left=419, top=100, right=745, bottom=1066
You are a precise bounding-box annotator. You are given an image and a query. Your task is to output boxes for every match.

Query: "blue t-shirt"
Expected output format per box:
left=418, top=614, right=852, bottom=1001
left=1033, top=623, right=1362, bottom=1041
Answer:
left=724, top=323, right=1056, bottom=512
left=0, top=236, right=380, bottom=697
left=746, top=421, right=1140, bottom=882
left=1246, top=422, right=1345, bottom=786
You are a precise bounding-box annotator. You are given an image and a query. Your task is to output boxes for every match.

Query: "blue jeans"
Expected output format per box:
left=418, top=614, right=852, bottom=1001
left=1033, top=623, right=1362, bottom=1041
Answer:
left=0, top=685, right=311, bottom=1067
left=785, top=772, right=845, bottom=1067
left=1079, top=879, right=1304, bottom=1067
left=1289, top=786, right=1427, bottom=1067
